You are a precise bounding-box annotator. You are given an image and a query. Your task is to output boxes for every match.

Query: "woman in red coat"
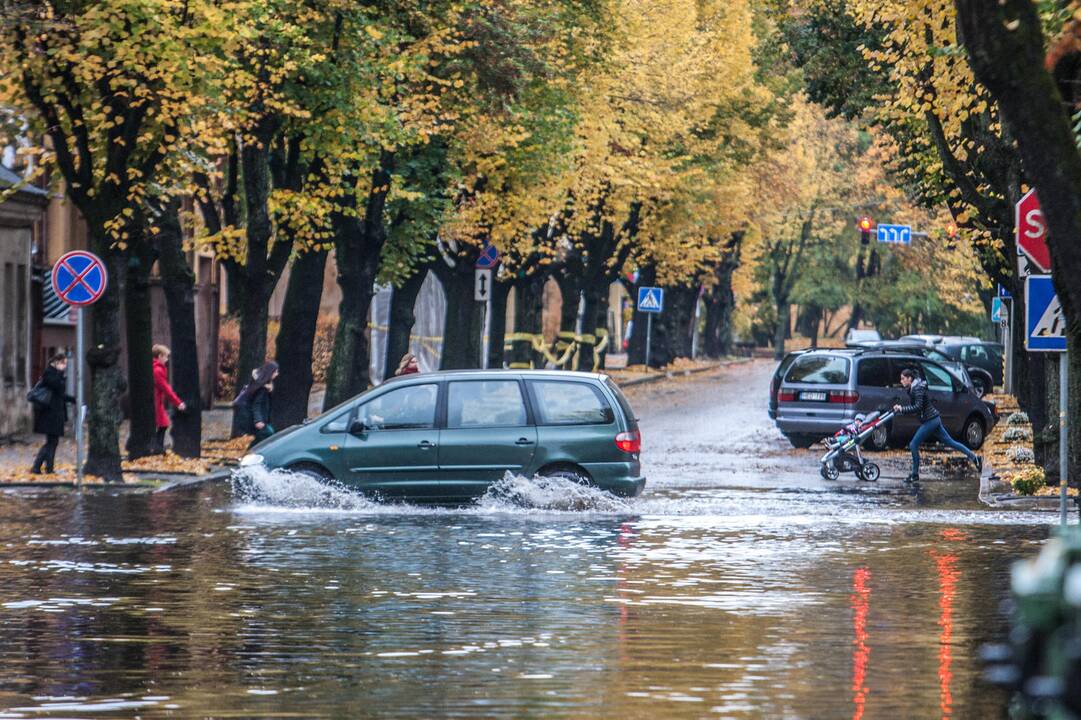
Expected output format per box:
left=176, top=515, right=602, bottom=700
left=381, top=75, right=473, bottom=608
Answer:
left=152, top=345, right=186, bottom=454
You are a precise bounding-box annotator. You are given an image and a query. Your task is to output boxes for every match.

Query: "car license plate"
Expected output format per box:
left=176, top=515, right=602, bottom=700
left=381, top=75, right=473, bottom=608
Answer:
left=801, top=391, right=827, bottom=402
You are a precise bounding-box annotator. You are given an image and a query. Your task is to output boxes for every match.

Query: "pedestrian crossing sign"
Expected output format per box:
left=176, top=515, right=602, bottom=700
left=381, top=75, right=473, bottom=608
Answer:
left=1025, top=275, right=1066, bottom=352
left=637, top=286, right=664, bottom=313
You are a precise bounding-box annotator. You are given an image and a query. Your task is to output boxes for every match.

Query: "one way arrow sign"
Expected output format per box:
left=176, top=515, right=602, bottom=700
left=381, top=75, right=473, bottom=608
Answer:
left=474, top=268, right=492, bottom=302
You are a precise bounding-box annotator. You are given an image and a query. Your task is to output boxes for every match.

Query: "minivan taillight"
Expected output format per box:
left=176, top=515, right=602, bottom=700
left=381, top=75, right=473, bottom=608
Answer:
left=779, top=390, right=797, bottom=402
left=829, top=391, right=860, bottom=404
left=615, top=430, right=640, bottom=453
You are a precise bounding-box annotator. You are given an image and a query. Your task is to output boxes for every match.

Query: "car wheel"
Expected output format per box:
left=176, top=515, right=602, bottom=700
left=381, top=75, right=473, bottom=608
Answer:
left=962, top=416, right=986, bottom=450
left=540, top=465, right=591, bottom=486
left=971, top=376, right=988, bottom=398
left=288, top=463, right=335, bottom=484
left=868, top=424, right=890, bottom=451
left=786, top=433, right=817, bottom=449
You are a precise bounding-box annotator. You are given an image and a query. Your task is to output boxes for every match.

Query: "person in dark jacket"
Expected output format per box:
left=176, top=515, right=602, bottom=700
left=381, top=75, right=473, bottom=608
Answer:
left=892, top=367, right=981, bottom=483
left=233, top=361, right=279, bottom=446
left=30, top=353, right=76, bottom=474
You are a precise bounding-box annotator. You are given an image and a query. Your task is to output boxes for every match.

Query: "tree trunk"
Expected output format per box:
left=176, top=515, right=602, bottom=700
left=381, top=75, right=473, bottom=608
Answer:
left=576, top=283, right=607, bottom=372
left=437, top=264, right=484, bottom=369
left=957, top=0, right=1081, bottom=479
left=509, top=273, right=546, bottom=368
left=231, top=137, right=277, bottom=436
left=155, top=202, right=202, bottom=458
left=384, top=268, right=428, bottom=380
left=555, top=273, right=581, bottom=369
left=323, top=154, right=394, bottom=409
left=83, top=243, right=127, bottom=481
left=488, top=278, right=511, bottom=370
left=123, top=240, right=158, bottom=459
left=774, top=301, right=790, bottom=361
left=652, top=285, right=696, bottom=367
left=273, top=249, right=328, bottom=429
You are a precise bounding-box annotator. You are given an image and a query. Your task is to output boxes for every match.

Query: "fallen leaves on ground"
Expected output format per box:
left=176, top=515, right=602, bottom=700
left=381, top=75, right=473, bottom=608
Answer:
left=201, top=436, right=253, bottom=465
left=0, top=463, right=137, bottom=484
left=122, top=452, right=210, bottom=475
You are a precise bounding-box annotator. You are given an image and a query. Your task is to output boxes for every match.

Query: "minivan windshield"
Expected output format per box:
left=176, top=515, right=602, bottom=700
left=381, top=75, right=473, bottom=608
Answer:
left=785, top=355, right=851, bottom=385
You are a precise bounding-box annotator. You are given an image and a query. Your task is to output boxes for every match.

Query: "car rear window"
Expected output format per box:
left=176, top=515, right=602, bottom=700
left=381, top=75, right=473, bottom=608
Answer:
left=604, top=378, right=638, bottom=430
left=785, top=356, right=851, bottom=385
left=529, top=380, right=614, bottom=425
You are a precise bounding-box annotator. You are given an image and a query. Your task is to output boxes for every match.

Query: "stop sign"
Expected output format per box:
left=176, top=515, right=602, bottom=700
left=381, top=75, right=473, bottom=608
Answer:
left=1015, top=189, right=1052, bottom=272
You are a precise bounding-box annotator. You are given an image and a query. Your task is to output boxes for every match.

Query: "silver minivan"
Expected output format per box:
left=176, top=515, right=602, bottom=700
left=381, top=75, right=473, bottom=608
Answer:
left=774, top=349, right=997, bottom=450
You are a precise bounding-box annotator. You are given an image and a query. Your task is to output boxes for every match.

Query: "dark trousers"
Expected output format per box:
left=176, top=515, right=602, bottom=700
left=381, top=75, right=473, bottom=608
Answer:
left=32, top=434, right=59, bottom=473
left=909, top=417, right=976, bottom=477
left=154, top=427, right=168, bottom=454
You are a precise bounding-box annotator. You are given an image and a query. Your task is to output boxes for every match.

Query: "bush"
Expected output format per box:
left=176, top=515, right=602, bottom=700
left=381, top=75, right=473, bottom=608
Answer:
left=1007, top=411, right=1030, bottom=426
left=1010, top=467, right=1046, bottom=496
left=1007, top=446, right=1035, bottom=464
left=1003, top=427, right=1032, bottom=442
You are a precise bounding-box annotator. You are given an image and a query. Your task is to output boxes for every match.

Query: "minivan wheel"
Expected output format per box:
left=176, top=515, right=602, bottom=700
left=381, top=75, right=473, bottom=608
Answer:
left=962, top=416, right=986, bottom=450
left=288, top=463, right=335, bottom=484
left=539, top=465, right=591, bottom=486
left=868, top=424, right=890, bottom=451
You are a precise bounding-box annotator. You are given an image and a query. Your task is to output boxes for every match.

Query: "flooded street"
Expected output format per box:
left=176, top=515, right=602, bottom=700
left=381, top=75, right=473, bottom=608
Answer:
left=0, top=361, right=1052, bottom=718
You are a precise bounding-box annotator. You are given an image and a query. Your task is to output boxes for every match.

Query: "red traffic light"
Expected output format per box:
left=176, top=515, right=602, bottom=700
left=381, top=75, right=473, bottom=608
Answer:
left=858, top=217, right=873, bottom=232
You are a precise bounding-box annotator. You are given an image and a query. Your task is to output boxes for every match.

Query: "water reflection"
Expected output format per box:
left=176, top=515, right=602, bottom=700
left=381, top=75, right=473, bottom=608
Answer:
left=0, top=482, right=1050, bottom=719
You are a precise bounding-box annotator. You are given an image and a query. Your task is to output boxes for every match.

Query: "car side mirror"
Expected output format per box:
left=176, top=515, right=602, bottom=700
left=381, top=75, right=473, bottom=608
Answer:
left=349, top=419, right=368, bottom=435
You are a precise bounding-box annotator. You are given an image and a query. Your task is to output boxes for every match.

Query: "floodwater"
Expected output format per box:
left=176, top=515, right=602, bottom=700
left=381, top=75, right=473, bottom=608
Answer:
left=0, top=362, right=1055, bottom=719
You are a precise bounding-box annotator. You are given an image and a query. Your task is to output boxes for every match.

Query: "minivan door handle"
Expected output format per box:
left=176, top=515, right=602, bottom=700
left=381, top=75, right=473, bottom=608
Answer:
left=515, top=438, right=535, bottom=446
left=417, top=440, right=437, bottom=449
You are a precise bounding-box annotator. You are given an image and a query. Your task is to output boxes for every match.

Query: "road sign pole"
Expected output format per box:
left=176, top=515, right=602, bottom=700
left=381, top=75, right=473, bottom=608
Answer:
left=1006, top=299, right=1014, bottom=394
left=75, top=307, right=85, bottom=488
left=645, top=313, right=653, bottom=368
left=481, top=293, right=491, bottom=370
left=1061, top=350, right=1069, bottom=526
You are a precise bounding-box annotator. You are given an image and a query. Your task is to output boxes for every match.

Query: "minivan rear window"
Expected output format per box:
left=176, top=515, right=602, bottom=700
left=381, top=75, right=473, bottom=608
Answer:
left=785, top=356, right=851, bottom=385
left=605, top=378, right=638, bottom=430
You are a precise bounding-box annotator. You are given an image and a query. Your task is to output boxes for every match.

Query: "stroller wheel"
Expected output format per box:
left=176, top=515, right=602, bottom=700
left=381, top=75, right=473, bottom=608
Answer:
left=858, top=463, right=881, bottom=482
left=820, top=464, right=839, bottom=481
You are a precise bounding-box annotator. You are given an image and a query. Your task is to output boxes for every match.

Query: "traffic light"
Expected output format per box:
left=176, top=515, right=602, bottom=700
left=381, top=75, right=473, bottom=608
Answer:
left=858, top=216, right=873, bottom=245
left=945, top=222, right=958, bottom=250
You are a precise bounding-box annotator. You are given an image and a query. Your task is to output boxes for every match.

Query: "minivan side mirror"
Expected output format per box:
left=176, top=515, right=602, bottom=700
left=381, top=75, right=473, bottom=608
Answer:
left=349, top=419, right=368, bottom=435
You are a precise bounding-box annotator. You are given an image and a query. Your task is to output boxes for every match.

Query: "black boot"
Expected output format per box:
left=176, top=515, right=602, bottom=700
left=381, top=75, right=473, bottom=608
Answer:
left=904, top=473, right=920, bottom=484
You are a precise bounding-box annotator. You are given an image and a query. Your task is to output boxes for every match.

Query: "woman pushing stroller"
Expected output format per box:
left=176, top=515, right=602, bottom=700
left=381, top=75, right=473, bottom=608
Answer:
left=892, top=367, right=982, bottom=484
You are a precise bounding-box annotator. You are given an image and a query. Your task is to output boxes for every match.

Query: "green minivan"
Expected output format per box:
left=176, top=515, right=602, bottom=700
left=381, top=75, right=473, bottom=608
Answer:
left=239, top=370, right=645, bottom=501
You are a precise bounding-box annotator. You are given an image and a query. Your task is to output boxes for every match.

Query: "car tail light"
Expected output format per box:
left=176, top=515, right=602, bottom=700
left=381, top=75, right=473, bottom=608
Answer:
left=778, top=390, right=797, bottom=402
left=615, top=430, right=640, bottom=453
left=829, top=391, right=860, bottom=404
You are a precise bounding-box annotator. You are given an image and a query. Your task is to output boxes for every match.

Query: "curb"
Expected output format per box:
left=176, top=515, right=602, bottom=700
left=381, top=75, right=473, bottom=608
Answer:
left=617, top=357, right=753, bottom=388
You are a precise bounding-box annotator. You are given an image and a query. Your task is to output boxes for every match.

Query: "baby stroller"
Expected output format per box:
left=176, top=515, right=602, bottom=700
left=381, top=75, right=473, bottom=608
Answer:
left=819, top=410, right=896, bottom=482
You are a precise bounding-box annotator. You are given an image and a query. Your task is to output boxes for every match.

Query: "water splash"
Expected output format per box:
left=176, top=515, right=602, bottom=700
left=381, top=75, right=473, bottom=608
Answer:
left=477, top=472, right=632, bottom=513
left=231, top=465, right=377, bottom=511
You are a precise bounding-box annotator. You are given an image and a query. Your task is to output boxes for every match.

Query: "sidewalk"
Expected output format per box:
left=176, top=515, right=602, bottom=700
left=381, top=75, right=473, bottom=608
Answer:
left=0, top=358, right=749, bottom=486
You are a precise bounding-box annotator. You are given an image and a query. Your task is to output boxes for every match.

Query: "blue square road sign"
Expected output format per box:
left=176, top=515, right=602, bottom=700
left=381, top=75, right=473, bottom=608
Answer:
left=637, top=287, right=664, bottom=313
left=1025, top=275, right=1066, bottom=352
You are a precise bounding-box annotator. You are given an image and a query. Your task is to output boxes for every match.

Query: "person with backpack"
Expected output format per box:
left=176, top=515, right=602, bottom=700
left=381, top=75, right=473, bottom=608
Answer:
left=892, top=367, right=982, bottom=484
left=152, top=345, right=186, bottom=454
left=233, top=361, right=279, bottom=446
left=28, top=352, right=76, bottom=475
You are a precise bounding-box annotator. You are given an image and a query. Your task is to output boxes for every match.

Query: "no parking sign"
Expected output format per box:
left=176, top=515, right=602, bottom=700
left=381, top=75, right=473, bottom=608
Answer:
left=51, top=250, right=106, bottom=487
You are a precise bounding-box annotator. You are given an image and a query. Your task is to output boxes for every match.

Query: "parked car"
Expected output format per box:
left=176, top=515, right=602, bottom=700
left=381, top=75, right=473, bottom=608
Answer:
left=774, top=349, right=996, bottom=451
left=240, top=370, right=645, bottom=501
left=850, top=340, right=995, bottom=398
left=846, top=328, right=882, bottom=344
left=936, top=340, right=1005, bottom=388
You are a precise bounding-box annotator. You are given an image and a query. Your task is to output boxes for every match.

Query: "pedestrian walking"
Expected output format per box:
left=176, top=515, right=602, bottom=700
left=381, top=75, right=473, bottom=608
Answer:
left=395, top=352, right=420, bottom=376
left=892, top=367, right=981, bottom=484
left=152, top=345, right=186, bottom=454
left=28, top=352, right=75, bottom=475
left=233, top=361, right=279, bottom=446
